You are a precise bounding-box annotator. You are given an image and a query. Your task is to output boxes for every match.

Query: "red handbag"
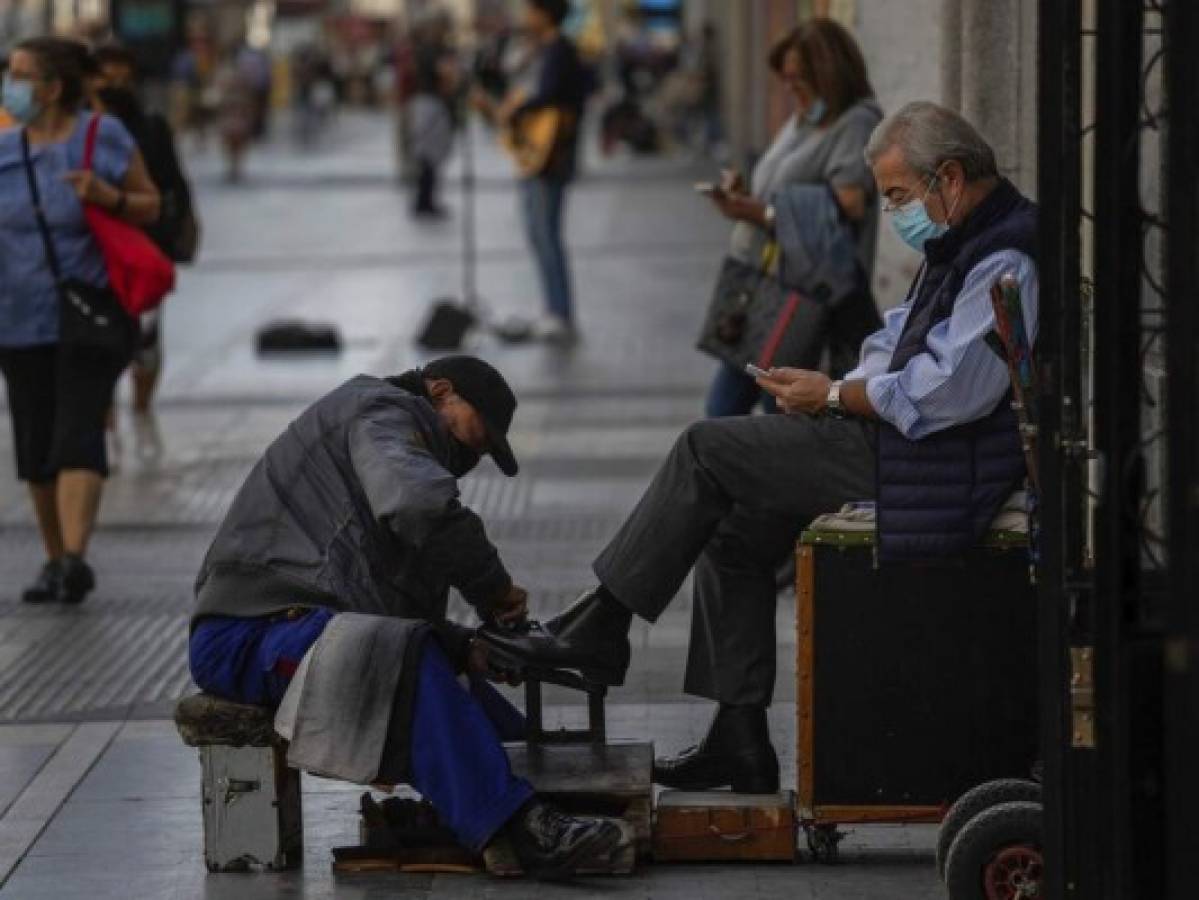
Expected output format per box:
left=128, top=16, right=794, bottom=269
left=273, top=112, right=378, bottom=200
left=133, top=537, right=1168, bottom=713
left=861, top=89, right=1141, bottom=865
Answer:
left=81, top=115, right=175, bottom=316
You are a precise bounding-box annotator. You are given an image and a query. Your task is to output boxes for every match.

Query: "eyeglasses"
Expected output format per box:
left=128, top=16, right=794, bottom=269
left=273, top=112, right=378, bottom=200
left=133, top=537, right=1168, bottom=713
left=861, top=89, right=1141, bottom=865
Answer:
left=881, top=173, right=939, bottom=214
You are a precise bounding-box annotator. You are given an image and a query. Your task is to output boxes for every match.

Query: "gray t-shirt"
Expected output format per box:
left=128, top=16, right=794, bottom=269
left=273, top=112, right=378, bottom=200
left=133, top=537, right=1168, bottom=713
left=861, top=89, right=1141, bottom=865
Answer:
left=730, top=98, right=884, bottom=276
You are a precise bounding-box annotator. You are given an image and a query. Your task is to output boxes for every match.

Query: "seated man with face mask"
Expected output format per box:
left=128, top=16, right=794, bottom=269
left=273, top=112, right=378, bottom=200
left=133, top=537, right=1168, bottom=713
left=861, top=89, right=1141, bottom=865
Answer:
left=188, top=355, right=622, bottom=878
left=480, top=101, right=1039, bottom=795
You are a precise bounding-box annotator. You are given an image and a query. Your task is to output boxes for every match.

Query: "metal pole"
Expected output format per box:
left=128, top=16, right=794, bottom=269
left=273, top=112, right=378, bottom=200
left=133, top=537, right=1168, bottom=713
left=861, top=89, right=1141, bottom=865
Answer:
left=1163, top=0, right=1199, bottom=893
left=461, top=96, right=477, bottom=310
left=1037, top=0, right=1089, bottom=895
left=1092, top=0, right=1149, bottom=894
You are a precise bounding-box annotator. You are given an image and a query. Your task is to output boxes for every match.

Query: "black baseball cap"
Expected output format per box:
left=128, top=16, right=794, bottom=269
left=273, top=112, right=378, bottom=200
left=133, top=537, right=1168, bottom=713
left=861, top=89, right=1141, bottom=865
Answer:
left=422, top=356, right=519, bottom=476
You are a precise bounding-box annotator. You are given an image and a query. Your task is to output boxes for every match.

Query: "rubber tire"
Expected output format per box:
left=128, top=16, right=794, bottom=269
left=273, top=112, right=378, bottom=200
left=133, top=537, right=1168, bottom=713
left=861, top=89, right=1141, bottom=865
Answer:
left=944, top=801, right=1043, bottom=900
left=936, top=779, right=1042, bottom=879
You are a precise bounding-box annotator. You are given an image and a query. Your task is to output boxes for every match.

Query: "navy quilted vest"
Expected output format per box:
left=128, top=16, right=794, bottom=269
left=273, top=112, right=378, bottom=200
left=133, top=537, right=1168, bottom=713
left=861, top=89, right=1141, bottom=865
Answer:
left=877, top=178, right=1038, bottom=562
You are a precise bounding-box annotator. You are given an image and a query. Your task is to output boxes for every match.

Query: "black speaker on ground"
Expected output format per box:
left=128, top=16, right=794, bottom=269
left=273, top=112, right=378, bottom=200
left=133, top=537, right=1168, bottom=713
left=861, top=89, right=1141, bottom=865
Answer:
left=415, top=300, right=477, bottom=351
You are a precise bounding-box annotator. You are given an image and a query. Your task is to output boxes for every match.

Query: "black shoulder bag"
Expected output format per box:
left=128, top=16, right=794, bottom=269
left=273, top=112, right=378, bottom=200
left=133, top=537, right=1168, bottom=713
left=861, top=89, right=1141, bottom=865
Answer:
left=19, top=129, right=135, bottom=362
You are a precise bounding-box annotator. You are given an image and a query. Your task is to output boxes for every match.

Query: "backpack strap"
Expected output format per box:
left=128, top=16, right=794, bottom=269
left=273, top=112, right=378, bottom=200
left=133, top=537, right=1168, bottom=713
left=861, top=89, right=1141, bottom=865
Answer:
left=83, top=113, right=100, bottom=171
left=18, top=129, right=64, bottom=286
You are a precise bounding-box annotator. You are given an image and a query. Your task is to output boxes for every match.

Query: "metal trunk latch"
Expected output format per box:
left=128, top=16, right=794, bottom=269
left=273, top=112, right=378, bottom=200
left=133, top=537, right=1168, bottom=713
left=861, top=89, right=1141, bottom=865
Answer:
left=1070, top=647, right=1095, bottom=749
left=219, top=777, right=261, bottom=807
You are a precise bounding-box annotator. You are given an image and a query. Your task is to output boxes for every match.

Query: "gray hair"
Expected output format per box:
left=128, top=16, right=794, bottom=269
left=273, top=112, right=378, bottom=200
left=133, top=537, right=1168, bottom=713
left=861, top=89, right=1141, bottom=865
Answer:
left=864, top=101, right=998, bottom=180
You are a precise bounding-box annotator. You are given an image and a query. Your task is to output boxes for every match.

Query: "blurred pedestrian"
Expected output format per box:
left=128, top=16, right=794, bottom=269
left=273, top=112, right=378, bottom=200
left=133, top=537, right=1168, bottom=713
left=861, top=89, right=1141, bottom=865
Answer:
left=214, top=49, right=255, bottom=183
left=236, top=43, right=273, bottom=140
left=0, top=55, right=14, bottom=130
left=169, top=30, right=217, bottom=152
left=691, top=22, right=723, bottom=156
left=0, top=37, right=161, bottom=604
left=90, top=44, right=199, bottom=460
left=476, top=0, right=591, bottom=345
left=292, top=42, right=336, bottom=147
left=702, top=19, right=883, bottom=417
left=406, top=10, right=458, bottom=218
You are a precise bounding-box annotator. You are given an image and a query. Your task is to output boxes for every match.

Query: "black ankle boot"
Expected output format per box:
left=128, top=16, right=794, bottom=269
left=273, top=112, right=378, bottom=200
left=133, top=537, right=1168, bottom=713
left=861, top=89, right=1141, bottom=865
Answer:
left=22, top=559, right=62, bottom=604
left=478, top=586, right=632, bottom=687
left=653, top=705, right=780, bottom=794
left=503, top=800, right=623, bottom=880
left=58, top=554, right=95, bottom=605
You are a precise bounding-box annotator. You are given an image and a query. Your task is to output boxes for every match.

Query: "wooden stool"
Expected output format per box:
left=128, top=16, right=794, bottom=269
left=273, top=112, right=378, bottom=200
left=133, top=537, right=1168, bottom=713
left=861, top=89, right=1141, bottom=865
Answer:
left=174, top=693, right=303, bottom=872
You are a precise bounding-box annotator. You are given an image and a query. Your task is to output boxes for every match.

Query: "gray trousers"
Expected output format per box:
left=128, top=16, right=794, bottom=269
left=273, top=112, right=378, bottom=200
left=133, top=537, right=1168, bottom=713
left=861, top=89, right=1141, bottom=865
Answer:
left=593, top=413, right=876, bottom=706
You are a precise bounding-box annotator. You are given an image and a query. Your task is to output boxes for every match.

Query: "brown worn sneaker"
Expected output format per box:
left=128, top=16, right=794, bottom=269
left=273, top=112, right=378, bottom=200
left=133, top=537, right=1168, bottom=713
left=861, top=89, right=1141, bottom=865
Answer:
left=503, top=800, right=623, bottom=880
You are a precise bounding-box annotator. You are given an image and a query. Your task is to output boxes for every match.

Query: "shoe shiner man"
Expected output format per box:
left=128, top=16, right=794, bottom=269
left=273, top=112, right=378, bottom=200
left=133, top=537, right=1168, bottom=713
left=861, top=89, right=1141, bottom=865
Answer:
left=188, top=356, right=621, bottom=877
left=481, top=102, right=1039, bottom=796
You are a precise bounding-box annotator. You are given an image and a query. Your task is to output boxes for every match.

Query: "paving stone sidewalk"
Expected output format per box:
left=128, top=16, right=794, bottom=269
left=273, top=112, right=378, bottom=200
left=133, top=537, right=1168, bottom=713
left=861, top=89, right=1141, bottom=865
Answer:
left=0, top=112, right=942, bottom=899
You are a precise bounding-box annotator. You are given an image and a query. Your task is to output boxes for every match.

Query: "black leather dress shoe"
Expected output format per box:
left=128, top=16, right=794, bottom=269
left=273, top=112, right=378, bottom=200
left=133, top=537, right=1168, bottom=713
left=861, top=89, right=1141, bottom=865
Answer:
left=478, top=588, right=632, bottom=687
left=654, top=705, right=780, bottom=793
left=503, top=800, right=623, bottom=880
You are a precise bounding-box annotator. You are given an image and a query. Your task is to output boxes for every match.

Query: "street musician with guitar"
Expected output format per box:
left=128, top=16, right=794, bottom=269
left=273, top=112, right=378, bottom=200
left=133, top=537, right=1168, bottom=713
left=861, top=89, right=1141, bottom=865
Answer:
left=472, top=0, right=590, bottom=345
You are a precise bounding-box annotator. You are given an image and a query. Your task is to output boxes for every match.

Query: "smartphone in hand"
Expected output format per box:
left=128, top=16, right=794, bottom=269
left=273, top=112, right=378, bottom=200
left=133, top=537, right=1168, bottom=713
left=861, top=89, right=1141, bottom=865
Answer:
left=745, top=363, right=772, bottom=379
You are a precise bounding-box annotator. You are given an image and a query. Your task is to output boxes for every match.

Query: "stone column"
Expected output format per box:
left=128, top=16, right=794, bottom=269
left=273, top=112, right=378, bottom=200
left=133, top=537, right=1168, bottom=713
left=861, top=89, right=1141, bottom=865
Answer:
left=941, top=0, right=1039, bottom=195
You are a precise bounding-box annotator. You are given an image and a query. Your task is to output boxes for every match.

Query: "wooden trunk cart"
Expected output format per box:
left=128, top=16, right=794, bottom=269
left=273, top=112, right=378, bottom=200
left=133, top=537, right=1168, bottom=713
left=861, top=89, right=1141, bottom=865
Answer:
left=795, top=525, right=1039, bottom=862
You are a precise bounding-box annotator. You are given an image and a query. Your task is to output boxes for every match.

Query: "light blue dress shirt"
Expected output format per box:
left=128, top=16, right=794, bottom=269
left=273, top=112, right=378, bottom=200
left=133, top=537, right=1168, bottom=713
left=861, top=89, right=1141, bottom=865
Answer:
left=845, top=248, right=1039, bottom=440
left=0, top=112, right=136, bottom=347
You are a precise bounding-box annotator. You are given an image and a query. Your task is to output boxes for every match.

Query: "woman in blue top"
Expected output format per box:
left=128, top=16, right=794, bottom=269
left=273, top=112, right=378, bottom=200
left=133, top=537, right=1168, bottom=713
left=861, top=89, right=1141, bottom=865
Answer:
left=0, top=37, right=160, bottom=604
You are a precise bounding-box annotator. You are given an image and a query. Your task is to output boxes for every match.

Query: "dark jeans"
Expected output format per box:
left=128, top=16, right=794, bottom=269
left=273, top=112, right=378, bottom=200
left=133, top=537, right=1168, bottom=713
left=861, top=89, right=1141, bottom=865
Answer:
left=519, top=176, right=574, bottom=322
left=413, top=158, right=439, bottom=213
left=705, top=362, right=779, bottom=417
left=594, top=413, right=876, bottom=706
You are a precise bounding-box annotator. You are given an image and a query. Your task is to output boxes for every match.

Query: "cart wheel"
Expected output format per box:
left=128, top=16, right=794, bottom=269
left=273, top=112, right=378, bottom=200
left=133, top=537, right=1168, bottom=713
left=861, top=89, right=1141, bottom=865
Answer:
left=805, top=824, right=845, bottom=865
left=944, top=801, right=1043, bottom=900
left=936, top=779, right=1042, bottom=880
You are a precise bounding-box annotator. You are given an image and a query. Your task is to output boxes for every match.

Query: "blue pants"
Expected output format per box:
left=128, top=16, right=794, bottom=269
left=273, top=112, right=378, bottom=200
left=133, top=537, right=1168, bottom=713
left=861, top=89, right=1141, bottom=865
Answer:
left=705, top=362, right=779, bottom=417
left=520, top=176, right=574, bottom=323
left=189, top=612, right=533, bottom=851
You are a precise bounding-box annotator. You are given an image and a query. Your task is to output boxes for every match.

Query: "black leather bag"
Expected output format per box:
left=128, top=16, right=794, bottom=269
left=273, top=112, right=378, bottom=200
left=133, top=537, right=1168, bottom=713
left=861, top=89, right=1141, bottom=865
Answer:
left=697, top=255, right=828, bottom=370
left=20, top=130, right=135, bottom=362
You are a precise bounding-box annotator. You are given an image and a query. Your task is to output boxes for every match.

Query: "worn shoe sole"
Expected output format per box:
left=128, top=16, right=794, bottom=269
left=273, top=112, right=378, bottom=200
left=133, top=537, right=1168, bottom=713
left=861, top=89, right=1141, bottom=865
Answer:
left=481, top=640, right=627, bottom=689
left=527, top=820, right=623, bottom=881
left=654, top=758, right=780, bottom=794
left=653, top=770, right=781, bottom=794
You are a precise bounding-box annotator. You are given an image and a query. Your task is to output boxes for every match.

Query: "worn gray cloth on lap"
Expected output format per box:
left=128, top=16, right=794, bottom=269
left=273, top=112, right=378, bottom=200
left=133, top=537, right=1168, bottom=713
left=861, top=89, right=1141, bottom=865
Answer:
left=283, top=612, right=429, bottom=784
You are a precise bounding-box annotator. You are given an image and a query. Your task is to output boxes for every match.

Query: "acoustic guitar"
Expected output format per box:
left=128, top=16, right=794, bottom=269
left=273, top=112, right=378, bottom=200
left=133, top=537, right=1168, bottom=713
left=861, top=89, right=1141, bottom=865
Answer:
left=473, top=88, right=575, bottom=178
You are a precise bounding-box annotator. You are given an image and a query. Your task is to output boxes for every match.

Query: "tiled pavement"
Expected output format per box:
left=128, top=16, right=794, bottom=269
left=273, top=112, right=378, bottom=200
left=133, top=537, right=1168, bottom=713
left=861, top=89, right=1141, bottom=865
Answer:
left=0, top=112, right=942, bottom=898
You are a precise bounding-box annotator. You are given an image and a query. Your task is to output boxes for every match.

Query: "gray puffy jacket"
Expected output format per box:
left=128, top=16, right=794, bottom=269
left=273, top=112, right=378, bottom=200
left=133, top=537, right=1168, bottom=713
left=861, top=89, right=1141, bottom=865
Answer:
left=193, top=375, right=512, bottom=628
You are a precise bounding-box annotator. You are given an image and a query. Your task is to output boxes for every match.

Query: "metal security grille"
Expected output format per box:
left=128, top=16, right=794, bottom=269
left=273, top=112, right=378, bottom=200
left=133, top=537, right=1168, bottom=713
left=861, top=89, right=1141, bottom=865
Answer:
left=1038, top=0, right=1199, bottom=895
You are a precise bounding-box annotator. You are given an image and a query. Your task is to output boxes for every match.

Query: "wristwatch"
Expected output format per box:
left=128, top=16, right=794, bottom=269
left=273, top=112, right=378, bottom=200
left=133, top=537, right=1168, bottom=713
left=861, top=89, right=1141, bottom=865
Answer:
left=825, top=380, right=845, bottom=416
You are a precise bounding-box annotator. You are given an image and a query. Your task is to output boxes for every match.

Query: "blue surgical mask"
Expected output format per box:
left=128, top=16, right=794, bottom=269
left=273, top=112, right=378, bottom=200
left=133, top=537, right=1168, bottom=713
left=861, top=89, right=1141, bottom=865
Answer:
left=803, top=96, right=827, bottom=126
left=889, top=172, right=960, bottom=252
left=2, top=76, right=40, bottom=124
left=891, top=195, right=947, bottom=252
